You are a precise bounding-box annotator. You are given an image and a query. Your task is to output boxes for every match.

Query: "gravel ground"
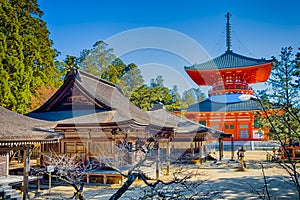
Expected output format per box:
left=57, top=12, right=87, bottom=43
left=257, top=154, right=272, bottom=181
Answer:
left=33, top=150, right=298, bottom=200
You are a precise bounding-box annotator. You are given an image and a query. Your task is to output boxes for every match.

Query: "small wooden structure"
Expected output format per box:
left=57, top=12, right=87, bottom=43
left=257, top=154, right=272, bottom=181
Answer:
left=0, top=106, right=61, bottom=200
left=280, top=146, right=300, bottom=160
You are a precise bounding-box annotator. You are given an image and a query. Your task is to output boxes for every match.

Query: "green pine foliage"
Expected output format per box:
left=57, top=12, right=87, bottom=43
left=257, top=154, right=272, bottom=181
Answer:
left=182, top=88, right=206, bottom=108
left=257, top=47, right=300, bottom=143
left=0, top=0, right=59, bottom=113
left=77, top=40, right=207, bottom=112
left=130, top=76, right=184, bottom=111
left=79, top=41, right=116, bottom=77
left=119, top=63, right=144, bottom=97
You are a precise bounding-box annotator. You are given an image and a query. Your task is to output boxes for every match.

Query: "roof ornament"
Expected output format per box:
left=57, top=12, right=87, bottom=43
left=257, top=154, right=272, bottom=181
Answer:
left=225, top=12, right=232, bottom=52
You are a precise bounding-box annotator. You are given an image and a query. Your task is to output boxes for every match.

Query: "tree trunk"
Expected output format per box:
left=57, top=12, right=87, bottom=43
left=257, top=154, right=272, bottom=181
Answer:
left=109, top=173, right=139, bottom=200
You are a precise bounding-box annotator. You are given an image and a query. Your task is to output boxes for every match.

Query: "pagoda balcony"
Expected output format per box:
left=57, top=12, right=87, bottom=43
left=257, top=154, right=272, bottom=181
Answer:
left=210, top=82, right=252, bottom=91
left=208, top=88, right=254, bottom=97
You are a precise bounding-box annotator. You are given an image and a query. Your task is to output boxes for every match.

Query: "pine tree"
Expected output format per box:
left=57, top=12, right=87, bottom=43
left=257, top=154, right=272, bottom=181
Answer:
left=258, top=47, right=300, bottom=142
left=0, top=0, right=59, bottom=113
left=0, top=0, right=31, bottom=113
left=10, top=0, right=58, bottom=88
left=119, top=63, right=144, bottom=97
left=79, top=41, right=116, bottom=77
left=256, top=47, right=300, bottom=198
left=181, top=88, right=205, bottom=108
left=0, top=32, right=15, bottom=108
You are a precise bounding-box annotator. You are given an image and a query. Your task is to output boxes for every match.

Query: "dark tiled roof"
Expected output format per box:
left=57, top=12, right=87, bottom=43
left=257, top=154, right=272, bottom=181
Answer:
left=0, top=106, right=61, bottom=142
left=185, top=50, right=272, bottom=70
left=187, top=98, right=262, bottom=112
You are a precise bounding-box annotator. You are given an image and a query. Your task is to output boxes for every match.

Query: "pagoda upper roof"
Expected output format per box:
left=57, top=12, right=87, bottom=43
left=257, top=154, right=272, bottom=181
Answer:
left=185, top=50, right=272, bottom=71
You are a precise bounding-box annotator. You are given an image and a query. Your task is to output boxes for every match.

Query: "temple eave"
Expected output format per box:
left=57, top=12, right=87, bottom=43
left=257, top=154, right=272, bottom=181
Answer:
left=185, top=62, right=272, bottom=86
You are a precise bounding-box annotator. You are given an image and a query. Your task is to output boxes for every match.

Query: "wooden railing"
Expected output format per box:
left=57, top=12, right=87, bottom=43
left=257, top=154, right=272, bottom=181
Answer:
left=209, top=88, right=254, bottom=96
left=280, top=146, right=300, bottom=160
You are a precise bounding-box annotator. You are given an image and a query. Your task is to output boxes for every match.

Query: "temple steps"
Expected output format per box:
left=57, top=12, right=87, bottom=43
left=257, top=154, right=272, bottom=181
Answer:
left=0, top=184, right=22, bottom=200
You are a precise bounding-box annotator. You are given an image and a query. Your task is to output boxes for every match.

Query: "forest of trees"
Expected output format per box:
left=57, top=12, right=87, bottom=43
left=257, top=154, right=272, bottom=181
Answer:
left=0, top=0, right=205, bottom=114
left=66, top=40, right=206, bottom=112
left=0, top=0, right=62, bottom=113
left=1, top=0, right=299, bottom=137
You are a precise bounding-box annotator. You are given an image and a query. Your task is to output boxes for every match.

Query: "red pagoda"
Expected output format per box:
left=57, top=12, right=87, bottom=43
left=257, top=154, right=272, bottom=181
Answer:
left=184, top=13, right=273, bottom=141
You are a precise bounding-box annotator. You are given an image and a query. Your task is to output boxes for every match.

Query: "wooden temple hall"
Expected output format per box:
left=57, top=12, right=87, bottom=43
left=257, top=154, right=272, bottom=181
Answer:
left=27, top=68, right=231, bottom=183
left=0, top=106, right=61, bottom=200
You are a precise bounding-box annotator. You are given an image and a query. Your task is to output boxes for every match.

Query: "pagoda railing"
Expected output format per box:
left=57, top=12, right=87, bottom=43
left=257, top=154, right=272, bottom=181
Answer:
left=212, top=82, right=250, bottom=90
left=209, top=88, right=254, bottom=97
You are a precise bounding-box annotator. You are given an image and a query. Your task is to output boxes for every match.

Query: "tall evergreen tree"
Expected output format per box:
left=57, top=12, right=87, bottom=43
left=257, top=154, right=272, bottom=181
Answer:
left=257, top=47, right=300, bottom=198
left=165, top=85, right=182, bottom=111
left=182, top=88, right=205, bottom=108
left=0, top=0, right=59, bottom=113
left=119, top=63, right=144, bottom=97
left=101, top=58, right=126, bottom=85
left=130, top=85, right=152, bottom=111
left=0, top=0, right=31, bottom=113
left=78, top=42, right=145, bottom=97
left=130, top=76, right=182, bottom=111
left=79, top=41, right=116, bottom=77
left=258, top=47, right=300, bottom=142
left=0, top=31, right=15, bottom=109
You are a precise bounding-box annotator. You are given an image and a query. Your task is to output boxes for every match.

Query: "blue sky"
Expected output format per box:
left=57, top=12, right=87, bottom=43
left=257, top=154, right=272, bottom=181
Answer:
left=39, top=0, right=300, bottom=94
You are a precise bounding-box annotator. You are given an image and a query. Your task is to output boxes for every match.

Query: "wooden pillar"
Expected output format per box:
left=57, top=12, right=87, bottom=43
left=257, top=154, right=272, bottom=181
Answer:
left=103, top=175, right=107, bottom=184
left=6, top=152, right=9, bottom=176
left=36, top=179, right=40, bottom=192
left=199, top=140, right=203, bottom=161
left=231, top=136, right=234, bottom=160
left=23, top=146, right=30, bottom=200
left=86, top=173, right=90, bottom=184
left=61, top=140, right=65, bottom=154
left=249, top=114, right=254, bottom=140
left=235, top=114, right=239, bottom=140
left=39, top=144, right=44, bottom=166
left=57, top=140, right=61, bottom=153
left=190, top=138, right=194, bottom=157
left=206, top=113, right=210, bottom=127
left=218, top=138, right=223, bottom=161
left=111, top=135, right=115, bottom=166
left=166, top=139, right=170, bottom=175
left=85, top=141, right=89, bottom=156
left=156, top=142, right=160, bottom=179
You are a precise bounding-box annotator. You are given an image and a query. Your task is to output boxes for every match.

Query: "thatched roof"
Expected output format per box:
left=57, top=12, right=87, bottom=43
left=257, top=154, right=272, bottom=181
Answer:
left=0, top=106, right=61, bottom=145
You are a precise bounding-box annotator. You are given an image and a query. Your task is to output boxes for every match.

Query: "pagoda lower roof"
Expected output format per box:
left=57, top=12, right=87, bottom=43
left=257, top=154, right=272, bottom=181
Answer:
left=185, top=50, right=272, bottom=71
left=186, top=97, right=262, bottom=113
